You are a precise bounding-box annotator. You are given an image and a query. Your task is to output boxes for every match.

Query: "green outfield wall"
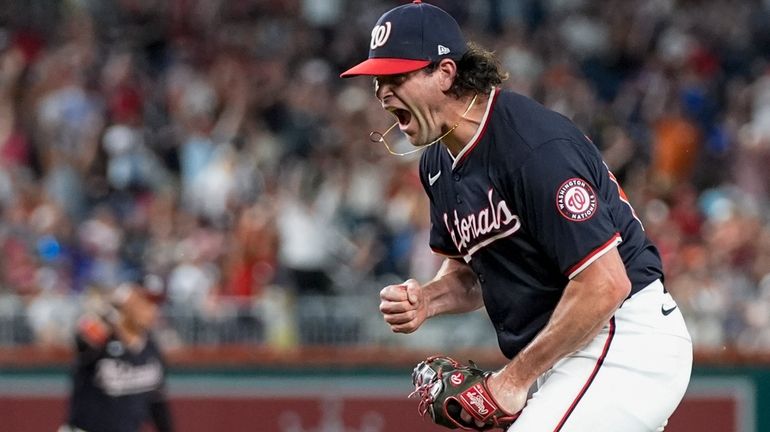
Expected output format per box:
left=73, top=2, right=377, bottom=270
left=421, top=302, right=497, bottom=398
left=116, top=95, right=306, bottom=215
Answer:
left=0, top=366, right=766, bottom=431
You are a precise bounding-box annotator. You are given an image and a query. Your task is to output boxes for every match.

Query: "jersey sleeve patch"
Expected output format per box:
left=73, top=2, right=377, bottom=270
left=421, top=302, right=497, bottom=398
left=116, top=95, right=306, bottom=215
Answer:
left=556, top=177, right=598, bottom=222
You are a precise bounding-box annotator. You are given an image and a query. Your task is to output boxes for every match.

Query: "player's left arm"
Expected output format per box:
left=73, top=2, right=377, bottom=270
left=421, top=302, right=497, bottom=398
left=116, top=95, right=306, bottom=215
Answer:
left=484, top=133, right=634, bottom=414
left=485, top=244, right=631, bottom=414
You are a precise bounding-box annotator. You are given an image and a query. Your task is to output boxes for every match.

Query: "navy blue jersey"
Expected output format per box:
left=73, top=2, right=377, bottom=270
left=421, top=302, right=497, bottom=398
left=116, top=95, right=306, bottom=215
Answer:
left=419, top=88, right=663, bottom=359
left=67, top=328, right=172, bottom=432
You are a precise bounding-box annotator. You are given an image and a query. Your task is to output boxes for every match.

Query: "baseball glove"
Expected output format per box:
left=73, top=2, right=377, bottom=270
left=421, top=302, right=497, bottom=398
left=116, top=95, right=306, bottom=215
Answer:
left=410, top=356, right=520, bottom=431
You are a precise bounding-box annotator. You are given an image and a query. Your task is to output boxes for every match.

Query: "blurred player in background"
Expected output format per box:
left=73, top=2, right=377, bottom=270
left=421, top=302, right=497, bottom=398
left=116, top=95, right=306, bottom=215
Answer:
left=59, top=280, right=174, bottom=432
left=342, top=1, right=692, bottom=431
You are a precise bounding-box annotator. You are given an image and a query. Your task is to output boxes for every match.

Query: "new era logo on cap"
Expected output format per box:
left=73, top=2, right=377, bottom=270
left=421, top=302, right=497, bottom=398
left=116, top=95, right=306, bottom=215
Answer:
left=340, top=1, right=467, bottom=77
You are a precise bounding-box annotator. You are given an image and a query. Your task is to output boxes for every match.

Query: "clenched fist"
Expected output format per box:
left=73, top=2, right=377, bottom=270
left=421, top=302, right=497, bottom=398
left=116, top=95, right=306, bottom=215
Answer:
left=379, top=279, right=428, bottom=333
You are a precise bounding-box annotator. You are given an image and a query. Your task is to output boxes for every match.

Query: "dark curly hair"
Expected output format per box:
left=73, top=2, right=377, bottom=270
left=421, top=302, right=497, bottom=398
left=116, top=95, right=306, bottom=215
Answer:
left=427, top=42, right=509, bottom=97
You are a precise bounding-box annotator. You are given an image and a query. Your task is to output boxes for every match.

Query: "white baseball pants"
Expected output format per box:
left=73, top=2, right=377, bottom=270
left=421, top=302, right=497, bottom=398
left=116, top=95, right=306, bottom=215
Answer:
left=509, top=279, right=692, bottom=432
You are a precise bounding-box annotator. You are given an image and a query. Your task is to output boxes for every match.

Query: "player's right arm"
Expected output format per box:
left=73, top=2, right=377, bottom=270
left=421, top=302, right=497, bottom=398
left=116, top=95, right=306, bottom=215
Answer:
left=379, top=258, right=482, bottom=333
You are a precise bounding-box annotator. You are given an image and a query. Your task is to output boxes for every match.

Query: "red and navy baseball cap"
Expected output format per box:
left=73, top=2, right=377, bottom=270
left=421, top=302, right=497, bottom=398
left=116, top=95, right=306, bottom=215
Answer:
left=340, top=0, right=467, bottom=77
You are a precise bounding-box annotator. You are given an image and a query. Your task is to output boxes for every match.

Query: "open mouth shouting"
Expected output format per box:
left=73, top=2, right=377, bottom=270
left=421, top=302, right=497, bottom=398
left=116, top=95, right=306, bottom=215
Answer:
left=388, top=106, right=413, bottom=131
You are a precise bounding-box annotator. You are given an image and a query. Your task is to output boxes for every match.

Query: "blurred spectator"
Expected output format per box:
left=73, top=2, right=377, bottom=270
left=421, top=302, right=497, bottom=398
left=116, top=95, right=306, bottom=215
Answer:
left=222, top=200, right=278, bottom=300
left=276, top=160, right=340, bottom=295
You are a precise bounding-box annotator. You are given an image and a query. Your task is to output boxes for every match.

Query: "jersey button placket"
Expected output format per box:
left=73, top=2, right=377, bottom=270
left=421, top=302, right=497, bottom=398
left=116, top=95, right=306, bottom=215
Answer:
left=452, top=171, right=462, bottom=203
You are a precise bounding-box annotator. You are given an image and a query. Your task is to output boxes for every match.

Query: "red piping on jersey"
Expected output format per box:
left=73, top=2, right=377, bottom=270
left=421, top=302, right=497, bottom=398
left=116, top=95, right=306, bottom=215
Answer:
left=453, top=87, right=500, bottom=168
left=565, top=232, right=621, bottom=278
left=553, top=317, right=616, bottom=432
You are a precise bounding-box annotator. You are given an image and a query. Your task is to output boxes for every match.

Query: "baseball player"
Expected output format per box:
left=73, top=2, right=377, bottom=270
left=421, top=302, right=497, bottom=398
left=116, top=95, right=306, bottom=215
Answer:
left=341, top=1, right=692, bottom=431
left=61, top=282, right=174, bottom=432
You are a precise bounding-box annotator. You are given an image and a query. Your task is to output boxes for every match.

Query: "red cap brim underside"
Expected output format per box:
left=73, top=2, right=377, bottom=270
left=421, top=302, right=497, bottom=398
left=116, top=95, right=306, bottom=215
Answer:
left=340, top=58, right=431, bottom=77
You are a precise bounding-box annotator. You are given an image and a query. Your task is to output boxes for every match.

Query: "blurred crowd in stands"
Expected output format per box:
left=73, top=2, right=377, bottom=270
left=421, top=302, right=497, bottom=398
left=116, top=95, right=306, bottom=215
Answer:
left=1, top=0, right=770, bottom=353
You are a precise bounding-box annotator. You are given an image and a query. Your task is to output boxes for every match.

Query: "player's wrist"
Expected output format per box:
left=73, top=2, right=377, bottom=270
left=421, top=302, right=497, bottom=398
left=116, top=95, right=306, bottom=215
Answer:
left=493, top=362, right=536, bottom=393
left=419, top=280, right=439, bottom=319
left=486, top=370, right=529, bottom=415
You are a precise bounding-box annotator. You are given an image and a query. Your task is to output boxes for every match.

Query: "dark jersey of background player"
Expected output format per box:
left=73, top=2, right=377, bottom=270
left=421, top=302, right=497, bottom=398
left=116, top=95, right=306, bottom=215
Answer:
left=420, top=88, right=663, bottom=359
left=67, top=323, right=172, bottom=432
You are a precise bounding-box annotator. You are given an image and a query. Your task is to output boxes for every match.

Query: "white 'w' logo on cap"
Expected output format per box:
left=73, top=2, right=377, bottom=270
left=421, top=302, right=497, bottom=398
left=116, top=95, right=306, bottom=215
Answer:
left=438, top=45, right=451, bottom=55
left=370, top=22, right=392, bottom=49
